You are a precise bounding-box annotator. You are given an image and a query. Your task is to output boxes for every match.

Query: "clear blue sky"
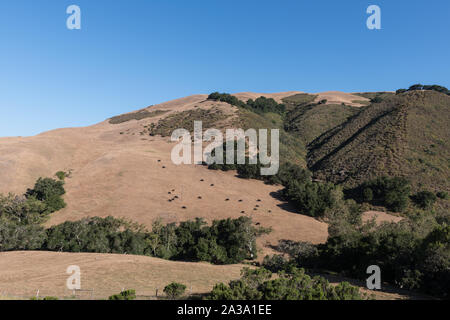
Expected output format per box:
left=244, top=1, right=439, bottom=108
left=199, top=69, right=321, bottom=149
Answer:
left=1, top=0, right=449, bottom=136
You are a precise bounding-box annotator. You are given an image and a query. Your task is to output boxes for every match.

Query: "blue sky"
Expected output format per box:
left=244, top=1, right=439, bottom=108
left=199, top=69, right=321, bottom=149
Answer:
left=0, top=0, right=449, bottom=136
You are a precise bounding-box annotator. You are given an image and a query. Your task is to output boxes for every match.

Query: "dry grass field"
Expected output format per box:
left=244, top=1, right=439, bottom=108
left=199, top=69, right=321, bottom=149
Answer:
left=0, top=251, right=245, bottom=299
left=0, top=251, right=423, bottom=300
left=0, top=92, right=420, bottom=300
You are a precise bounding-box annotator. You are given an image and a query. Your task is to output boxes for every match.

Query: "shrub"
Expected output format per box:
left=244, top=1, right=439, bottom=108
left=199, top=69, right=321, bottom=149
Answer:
left=26, top=178, right=66, bottom=214
left=412, top=191, right=437, bottom=209
left=55, top=171, right=67, bottom=181
left=164, top=283, right=187, bottom=300
left=108, top=289, right=136, bottom=300
left=436, top=191, right=449, bottom=200
left=207, top=267, right=364, bottom=300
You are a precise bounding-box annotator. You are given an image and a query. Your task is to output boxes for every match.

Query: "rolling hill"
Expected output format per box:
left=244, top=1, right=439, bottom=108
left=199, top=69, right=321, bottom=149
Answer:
left=307, top=90, right=450, bottom=194
left=0, top=89, right=447, bottom=300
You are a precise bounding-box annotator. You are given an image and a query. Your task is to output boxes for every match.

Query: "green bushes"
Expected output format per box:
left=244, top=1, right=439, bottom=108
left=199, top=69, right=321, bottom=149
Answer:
left=207, top=267, right=365, bottom=300
left=281, top=180, right=342, bottom=218
left=26, top=177, right=66, bottom=214
left=55, top=171, right=67, bottom=181
left=108, top=289, right=136, bottom=300
left=164, top=283, right=186, bottom=300
left=151, top=217, right=270, bottom=264
left=436, top=191, right=449, bottom=200
left=411, top=191, right=437, bottom=209
left=208, top=92, right=286, bottom=114
left=208, top=92, right=246, bottom=108
left=349, top=176, right=411, bottom=212
left=44, top=217, right=149, bottom=255
left=273, top=211, right=450, bottom=298
left=0, top=178, right=67, bottom=252
left=44, top=216, right=268, bottom=265
left=246, top=97, right=285, bottom=114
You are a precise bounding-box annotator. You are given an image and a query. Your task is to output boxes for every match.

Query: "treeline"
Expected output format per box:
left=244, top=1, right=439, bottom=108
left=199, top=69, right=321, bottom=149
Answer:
left=45, top=216, right=269, bottom=264
left=207, top=266, right=366, bottom=300
left=396, top=84, right=450, bottom=95
left=208, top=92, right=286, bottom=115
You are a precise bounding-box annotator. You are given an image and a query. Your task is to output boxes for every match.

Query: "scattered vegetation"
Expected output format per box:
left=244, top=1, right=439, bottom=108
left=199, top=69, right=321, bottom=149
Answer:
left=109, top=109, right=168, bottom=124
left=207, top=267, right=366, bottom=300
left=283, top=102, right=359, bottom=145
left=108, top=289, right=137, bottom=300
left=308, top=90, right=450, bottom=194
left=147, top=107, right=228, bottom=137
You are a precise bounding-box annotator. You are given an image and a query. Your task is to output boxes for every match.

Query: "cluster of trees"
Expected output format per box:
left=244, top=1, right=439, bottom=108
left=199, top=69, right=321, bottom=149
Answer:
left=263, top=210, right=450, bottom=298
left=347, top=176, right=442, bottom=212
left=25, top=177, right=67, bottom=215
left=246, top=97, right=285, bottom=114
left=208, top=92, right=246, bottom=108
left=207, top=92, right=285, bottom=115
left=347, top=176, right=411, bottom=212
left=0, top=177, right=66, bottom=252
left=396, top=84, right=450, bottom=95
left=146, top=217, right=269, bottom=264
left=207, top=267, right=365, bottom=300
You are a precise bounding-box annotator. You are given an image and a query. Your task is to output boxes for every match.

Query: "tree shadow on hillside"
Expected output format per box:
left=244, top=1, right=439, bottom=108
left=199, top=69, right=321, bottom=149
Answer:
left=269, top=190, right=299, bottom=214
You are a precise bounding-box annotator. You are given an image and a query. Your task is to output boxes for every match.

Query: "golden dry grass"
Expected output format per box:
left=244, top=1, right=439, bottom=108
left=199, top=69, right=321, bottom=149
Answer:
left=0, top=251, right=422, bottom=300
left=0, top=251, right=244, bottom=299
left=313, top=91, right=370, bottom=107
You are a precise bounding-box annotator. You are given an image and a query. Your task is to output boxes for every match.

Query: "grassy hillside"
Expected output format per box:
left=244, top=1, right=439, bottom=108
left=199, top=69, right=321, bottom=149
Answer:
left=307, top=90, right=450, bottom=194
left=284, top=102, right=359, bottom=145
